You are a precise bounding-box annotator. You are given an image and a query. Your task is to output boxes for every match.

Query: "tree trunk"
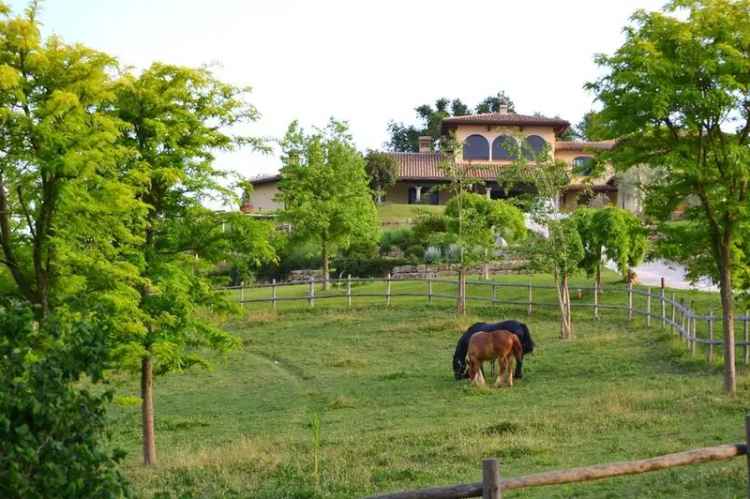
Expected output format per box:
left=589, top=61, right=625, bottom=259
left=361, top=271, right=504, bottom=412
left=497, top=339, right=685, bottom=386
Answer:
left=718, top=243, right=736, bottom=396
left=596, top=265, right=602, bottom=294
left=565, top=276, right=573, bottom=339
left=321, top=240, right=330, bottom=291
left=141, top=356, right=157, bottom=465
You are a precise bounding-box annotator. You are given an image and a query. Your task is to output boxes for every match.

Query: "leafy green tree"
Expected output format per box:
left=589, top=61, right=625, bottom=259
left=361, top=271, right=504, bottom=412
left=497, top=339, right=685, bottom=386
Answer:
left=587, top=0, right=750, bottom=394
left=364, top=150, right=398, bottom=204
left=0, top=301, right=130, bottom=498
left=0, top=2, right=142, bottom=321
left=474, top=91, right=515, bottom=114
left=279, top=119, right=379, bottom=290
left=503, top=137, right=583, bottom=338
left=572, top=207, right=647, bottom=287
left=573, top=111, right=611, bottom=141
left=114, top=63, right=272, bottom=464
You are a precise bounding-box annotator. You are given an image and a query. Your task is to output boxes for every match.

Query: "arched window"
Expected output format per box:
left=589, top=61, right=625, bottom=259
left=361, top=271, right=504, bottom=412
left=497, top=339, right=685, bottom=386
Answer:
left=491, top=135, right=517, bottom=160
left=573, top=156, right=595, bottom=176
left=463, top=134, right=490, bottom=160
left=523, top=135, right=547, bottom=159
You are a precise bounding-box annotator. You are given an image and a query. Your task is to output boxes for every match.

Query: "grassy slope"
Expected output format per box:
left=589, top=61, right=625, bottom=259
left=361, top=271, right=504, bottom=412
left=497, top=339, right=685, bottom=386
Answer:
left=377, top=203, right=445, bottom=225
left=112, top=299, right=749, bottom=498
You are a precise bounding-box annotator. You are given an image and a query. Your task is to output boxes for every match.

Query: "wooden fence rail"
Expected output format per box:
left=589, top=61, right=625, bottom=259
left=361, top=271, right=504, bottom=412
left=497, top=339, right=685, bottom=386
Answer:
left=364, top=417, right=750, bottom=498
left=219, top=275, right=750, bottom=362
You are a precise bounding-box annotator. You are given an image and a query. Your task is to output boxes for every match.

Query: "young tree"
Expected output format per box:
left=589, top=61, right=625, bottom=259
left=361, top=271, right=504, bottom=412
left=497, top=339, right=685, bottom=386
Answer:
left=278, top=119, right=379, bottom=290
left=587, top=0, right=750, bottom=394
left=114, top=63, right=272, bottom=464
left=364, top=150, right=398, bottom=204
left=0, top=2, right=142, bottom=321
left=505, top=138, right=583, bottom=338
left=438, top=137, right=526, bottom=313
left=572, top=207, right=647, bottom=287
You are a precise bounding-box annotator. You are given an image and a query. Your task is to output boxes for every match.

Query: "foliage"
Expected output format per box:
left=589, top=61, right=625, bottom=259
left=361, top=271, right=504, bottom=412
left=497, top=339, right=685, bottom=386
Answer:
left=278, top=119, right=380, bottom=286
left=587, top=0, right=750, bottom=394
left=442, top=193, right=526, bottom=267
left=0, top=2, right=144, bottom=320
left=0, top=301, right=130, bottom=498
left=114, top=62, right=271, bottom=463
left=386, top=92, right=516, bottom=152
left=572, top=207, right=647, bottom=282
left=332, top=256, right=411, bottom=278
left=573, top=111, right=612, bottom=141
left=364, top=150, right=398, bottom=203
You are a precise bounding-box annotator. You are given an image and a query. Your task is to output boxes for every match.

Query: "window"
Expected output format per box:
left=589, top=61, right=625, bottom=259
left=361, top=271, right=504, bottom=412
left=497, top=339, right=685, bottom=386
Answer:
left=523, top=135, right=547, bottom=159
left=573, top=156, right=595, bottom=176
left=463, top=134, right=490, bottom=160
left=491, top=135, right=517, bottom=160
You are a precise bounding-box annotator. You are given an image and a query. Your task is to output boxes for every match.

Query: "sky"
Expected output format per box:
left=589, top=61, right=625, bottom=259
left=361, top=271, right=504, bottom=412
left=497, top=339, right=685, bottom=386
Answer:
left=10, top=0, right=667, bottom=182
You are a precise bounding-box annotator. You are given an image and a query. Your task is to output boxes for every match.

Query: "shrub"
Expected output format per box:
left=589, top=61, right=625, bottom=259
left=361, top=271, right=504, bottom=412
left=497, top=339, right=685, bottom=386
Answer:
left=332, top=256, right=411, bottom=278
left=0, top=302, right=130, bottom=498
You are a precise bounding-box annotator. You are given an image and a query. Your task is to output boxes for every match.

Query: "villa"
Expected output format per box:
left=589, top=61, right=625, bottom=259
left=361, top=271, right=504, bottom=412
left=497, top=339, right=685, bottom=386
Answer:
left=246, top=107, right=637, bottom=213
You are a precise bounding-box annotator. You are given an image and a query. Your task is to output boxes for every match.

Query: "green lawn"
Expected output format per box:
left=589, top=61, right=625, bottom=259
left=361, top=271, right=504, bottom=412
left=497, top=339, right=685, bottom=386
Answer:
left=110, top=297, right=749, bottom=498
left=377, top=203, right=445, bottom=225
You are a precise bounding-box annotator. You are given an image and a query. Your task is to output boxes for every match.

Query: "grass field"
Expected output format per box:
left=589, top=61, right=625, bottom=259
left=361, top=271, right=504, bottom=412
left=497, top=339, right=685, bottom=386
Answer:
left=109, top=294, right=750, bottom=498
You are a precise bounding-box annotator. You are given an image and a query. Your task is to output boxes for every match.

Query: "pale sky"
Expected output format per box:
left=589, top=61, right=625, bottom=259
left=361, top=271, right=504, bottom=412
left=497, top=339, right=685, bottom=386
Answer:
left=12, top=0, right=667, bottom=182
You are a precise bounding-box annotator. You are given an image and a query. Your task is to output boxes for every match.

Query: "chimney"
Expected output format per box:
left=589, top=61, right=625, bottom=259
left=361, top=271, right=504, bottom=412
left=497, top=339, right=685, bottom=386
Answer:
left=499, top=103, right=509, bottom=114
left=418, top=136, right=433, bottom=153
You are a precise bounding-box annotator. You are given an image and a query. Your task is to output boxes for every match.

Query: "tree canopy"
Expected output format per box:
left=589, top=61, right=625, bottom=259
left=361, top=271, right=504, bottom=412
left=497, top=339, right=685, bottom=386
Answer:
left=587, top=0, right=750, bottom=394
left=364, top=150, right=398, bottom=204
left=279, top=119, right=379, bottom=288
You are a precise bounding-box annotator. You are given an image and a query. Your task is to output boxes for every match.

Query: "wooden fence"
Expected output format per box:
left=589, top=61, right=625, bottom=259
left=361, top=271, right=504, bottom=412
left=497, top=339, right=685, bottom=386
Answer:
left=364, top=416, right=750, bottom=498
left=223, top=275, right=750, bottom=364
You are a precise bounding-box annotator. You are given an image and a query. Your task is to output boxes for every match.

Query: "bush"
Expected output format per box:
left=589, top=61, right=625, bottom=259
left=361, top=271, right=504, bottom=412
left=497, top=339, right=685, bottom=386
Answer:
left=332, top=256, right=411, bottom=278
left=0, top=302, right=130, bottom=499
left=256, top=238, right=322, bottom=282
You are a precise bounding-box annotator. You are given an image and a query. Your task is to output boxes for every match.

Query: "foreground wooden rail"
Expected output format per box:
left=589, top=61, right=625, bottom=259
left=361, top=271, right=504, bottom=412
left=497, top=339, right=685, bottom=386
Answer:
left=365, top=416, right=750, bottom=498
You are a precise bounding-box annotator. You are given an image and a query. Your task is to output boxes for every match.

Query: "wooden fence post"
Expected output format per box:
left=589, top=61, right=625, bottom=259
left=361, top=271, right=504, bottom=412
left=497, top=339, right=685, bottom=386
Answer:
left=271, top=279, right=277, bottom=311
left=527, top=281, right=533, bottom=317
left=347, top=274, right=352, bottom=308
left=646, top=288, right=652, bottom=327
left=427, top=276, right=433, bottom=305
left=386, top=273, right=392, bottom=306
left=671, top=293, right=676, bottom=334
left=594, top=280, right=599, bottom=320
left=745, top=311, right=749, bottom=366
left=680, top=299, right=686, bottom=339
left=308, top=277, right=315, bottom=308
left=745, top=414, right=750, bottom=498
left=482, top=458, right=501, bottom=499
left=628, top=283, right=633, bottom=321
left=660, top=280, right=666, bottom=329
left=708, top=310, right=714, bottom=364
left=689, top=300, right=695, bottom=349
left=240, top=281, right=245, bottom=309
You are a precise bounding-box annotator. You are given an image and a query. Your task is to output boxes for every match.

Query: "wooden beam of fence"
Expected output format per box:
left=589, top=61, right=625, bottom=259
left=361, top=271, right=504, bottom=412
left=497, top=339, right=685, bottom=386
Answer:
left=365, top=444, right=748, bottom=499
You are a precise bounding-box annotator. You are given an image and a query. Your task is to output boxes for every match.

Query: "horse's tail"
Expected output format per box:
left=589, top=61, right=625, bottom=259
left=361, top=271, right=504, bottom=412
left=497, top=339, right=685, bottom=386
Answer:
left=511, top=335, right=523, bottom=364
left=520, top=322, right=534, bottom=354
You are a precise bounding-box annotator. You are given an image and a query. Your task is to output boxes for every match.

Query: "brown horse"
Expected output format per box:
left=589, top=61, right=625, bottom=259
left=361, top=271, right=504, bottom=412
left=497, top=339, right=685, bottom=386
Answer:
left=466, top=330, right=523, bottom=387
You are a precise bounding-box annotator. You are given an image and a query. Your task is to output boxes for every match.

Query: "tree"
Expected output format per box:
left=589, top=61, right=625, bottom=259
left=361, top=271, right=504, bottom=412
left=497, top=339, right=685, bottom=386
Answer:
left=474, top=91, right=515, bottom=114
left=587, top=0, right=750, bottom=395
left=0, top=2, right=142, bottom=321
left=279, top=119, right=379, bottom=290
left=504, top=137, right=583, bottom=338
left=573, top=111, right=611, bottom=141
left=437, top=137, right=526, bottom=313
left=114, top=63, right=272, bottom=464
left=572, top=207, right=647, bottom=287
left=386, top=92, right=516, bottom=152
left=364, top=150, right=398, bottom=204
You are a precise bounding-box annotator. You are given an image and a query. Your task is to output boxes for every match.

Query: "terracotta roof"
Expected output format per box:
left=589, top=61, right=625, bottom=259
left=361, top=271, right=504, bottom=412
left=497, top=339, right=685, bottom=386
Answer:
left=555, top=140, right=616, bottom=151
left=441, top=112, right=570, bottom=134
left=387, top=152, right=506, bottom=181
left=249, top=174, right=281, bottom=185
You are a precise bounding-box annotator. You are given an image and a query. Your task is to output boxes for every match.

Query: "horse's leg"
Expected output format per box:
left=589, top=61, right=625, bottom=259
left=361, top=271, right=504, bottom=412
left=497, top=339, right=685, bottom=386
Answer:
left=507, top=356, right=514, bottom=387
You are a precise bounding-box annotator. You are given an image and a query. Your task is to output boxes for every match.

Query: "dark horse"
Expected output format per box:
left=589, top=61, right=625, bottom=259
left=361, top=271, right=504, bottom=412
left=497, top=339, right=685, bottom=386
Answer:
left=453, top=320, right=535, bottom=380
